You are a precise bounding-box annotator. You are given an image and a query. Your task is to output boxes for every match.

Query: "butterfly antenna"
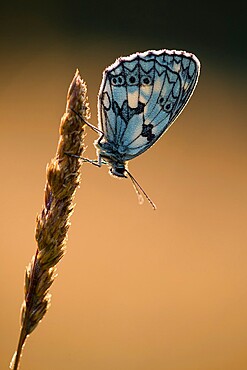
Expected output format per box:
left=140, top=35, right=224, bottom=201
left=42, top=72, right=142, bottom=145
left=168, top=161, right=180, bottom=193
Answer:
left=125, top=169, right=157, bottom=210
left=71, top=108, right=104, bottom=136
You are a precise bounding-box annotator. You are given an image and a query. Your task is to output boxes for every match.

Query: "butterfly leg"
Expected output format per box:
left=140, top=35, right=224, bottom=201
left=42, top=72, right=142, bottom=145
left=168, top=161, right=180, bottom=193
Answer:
left=81, top=157, right=102, bottom=167
left=65, top=152, right=108, bottom=168
left=87, top=155, right=107, bottom=167
left=70, top=108, right=104, bottom=137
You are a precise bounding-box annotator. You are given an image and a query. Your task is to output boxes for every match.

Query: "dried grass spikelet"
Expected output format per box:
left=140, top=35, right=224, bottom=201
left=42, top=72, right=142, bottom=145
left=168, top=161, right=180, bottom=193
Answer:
left=10, top=70, right=90, bottom=370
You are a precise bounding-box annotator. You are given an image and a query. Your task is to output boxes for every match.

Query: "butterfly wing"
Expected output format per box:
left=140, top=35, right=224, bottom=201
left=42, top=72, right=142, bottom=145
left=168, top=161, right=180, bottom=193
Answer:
left=98, top=49, right=200, bottom=161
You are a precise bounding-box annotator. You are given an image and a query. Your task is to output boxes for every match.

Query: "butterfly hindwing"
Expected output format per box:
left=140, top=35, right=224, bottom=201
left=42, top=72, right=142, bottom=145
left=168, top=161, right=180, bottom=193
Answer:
left=98, top=49, right=200, bottom=161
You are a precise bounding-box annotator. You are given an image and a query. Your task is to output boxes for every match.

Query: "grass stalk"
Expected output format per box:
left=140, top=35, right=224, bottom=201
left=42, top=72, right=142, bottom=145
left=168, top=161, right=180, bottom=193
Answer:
left=10, top=70, right=90, bottom=370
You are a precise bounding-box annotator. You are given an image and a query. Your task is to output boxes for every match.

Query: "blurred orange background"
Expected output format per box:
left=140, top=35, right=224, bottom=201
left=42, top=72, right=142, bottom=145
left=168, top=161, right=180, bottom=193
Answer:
left=0, top=2, right=247, bottom=369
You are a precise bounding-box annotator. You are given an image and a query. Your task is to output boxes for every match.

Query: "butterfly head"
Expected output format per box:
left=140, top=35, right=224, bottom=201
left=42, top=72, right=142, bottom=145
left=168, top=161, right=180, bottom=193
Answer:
left=95, top=140, right=128, bottom=178
left=109, top=162, right=127, bottom=178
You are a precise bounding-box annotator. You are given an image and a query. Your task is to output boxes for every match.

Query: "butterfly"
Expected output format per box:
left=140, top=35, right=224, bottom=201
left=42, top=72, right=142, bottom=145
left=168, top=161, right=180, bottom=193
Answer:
left=75, top=49, right=200, bottom=208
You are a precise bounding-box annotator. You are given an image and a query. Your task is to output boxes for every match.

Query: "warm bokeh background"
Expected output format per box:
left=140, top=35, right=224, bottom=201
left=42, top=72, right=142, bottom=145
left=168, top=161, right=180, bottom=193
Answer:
left=1, top=1, right=246, bottom=369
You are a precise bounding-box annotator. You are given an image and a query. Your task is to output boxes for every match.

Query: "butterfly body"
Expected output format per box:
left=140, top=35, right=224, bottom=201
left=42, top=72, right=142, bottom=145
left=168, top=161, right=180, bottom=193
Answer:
left=95, top=49, right=200, bottom=178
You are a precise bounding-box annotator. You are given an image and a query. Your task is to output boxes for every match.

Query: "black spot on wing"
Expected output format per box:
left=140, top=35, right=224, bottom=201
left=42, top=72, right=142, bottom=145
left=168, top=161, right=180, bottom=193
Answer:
left=113, top=100, right=145, bottom=124
left=141, top=123, right=155, bottom=142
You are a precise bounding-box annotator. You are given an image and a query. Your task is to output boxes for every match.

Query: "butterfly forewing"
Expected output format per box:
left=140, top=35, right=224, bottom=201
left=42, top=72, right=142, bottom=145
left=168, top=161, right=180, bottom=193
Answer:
left=97, top=49, right=200, bottom=161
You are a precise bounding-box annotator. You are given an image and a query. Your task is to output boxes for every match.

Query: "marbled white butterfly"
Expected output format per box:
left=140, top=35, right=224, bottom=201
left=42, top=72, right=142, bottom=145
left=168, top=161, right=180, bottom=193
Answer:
left=75, top=49, right=200, bottom=208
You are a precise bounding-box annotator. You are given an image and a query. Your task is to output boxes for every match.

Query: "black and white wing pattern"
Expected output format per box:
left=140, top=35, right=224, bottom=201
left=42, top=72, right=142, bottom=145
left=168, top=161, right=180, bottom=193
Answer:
left=97, top=49, right=200, bottom=161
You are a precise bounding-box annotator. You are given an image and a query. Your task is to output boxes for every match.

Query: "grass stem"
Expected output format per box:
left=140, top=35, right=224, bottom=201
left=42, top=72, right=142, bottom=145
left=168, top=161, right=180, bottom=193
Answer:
left=10, top=70, right=90, bottom=370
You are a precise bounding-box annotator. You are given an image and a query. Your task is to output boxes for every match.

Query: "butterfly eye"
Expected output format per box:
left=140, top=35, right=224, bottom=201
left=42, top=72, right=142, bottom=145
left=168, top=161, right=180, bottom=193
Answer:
left=111, top=75, right=125, bottom=86
left=141, top=76, right=152, bottom=85
left=127, top=75, right=138, bottom=85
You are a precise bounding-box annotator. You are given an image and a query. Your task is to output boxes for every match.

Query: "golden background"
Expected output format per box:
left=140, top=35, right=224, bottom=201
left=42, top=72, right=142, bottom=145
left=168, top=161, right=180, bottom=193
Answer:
left=0, top=2, right=246, bottom=369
